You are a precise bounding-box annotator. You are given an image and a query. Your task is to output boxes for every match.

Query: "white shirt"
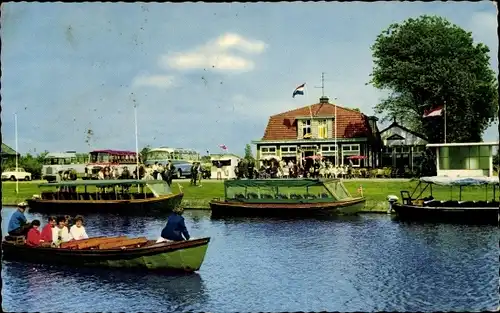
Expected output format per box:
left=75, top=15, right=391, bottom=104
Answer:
left=52, top=226, right=72, bottom=244
left=70, top=225, right=89, bottom=240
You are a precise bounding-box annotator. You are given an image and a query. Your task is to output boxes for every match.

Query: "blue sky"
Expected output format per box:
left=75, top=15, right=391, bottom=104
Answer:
left=1, top=2, right=498, bottom=155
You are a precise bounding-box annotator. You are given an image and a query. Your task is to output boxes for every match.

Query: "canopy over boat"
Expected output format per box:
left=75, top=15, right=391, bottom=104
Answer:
left=38, top=179, right=166, bottom=187
left=224, top=178, right=340, bottom=188
left=37, top=179, right=175, bottom=197
left=419, top=176, right=499, bottom=186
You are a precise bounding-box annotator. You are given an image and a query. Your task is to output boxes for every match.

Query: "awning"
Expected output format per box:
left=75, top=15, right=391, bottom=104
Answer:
left=347, top=155, right=367, bottom=160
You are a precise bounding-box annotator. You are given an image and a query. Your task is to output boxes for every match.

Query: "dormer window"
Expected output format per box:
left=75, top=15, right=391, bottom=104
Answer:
left=302, top=119, right=311, bottom=137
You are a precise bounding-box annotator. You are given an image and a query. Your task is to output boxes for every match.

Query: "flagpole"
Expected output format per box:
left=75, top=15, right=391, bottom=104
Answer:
left=444, top=101, right=447, bottom=144
left=304, top=84, right=313, bottom=120
left=15, top=113, right=19, bottom=194
left=134, top=104, right=140, bottom=179
left=334, top=100, right=338, bottom=167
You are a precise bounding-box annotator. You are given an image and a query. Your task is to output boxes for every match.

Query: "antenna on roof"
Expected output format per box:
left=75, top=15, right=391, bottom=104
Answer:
left=314, top=72, right=326, bottom=97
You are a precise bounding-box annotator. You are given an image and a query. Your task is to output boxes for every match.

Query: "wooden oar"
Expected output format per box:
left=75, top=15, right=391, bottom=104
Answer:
left=98, top=237, right=148, bottom=250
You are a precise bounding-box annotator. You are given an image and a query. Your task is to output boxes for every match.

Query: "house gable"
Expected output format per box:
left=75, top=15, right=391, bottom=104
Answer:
left=262, top=101, right=374, bottom=141
left=380, top=122, right=427, bottom=146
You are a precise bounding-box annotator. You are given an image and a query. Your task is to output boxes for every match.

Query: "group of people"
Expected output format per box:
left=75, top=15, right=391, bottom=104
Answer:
left=8, top=201, right=192, bottom=248
left=144, top=161, right=176, bottom=185
left=7, top=202, right=89, bottom=248
left=235, top=159, right=355, bottom=179
left=190, top=162, right=204, bottom=186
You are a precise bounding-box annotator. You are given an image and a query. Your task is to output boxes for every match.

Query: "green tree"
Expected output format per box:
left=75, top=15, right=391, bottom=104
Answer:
left=244, top=144, right=255, bottom=162
left=140, top=145, right=151, bottom=162
left=369, top=15, right=498, bottom=143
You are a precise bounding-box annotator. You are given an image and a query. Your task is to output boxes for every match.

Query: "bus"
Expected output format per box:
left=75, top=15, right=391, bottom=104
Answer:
left=144, top=147, right=201, bottom=178
left=42, top=151, right=89, bottom=182
left=86, top=149, right=141, bottom=179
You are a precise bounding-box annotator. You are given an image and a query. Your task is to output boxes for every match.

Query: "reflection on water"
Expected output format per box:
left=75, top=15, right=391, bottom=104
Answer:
left=2, top=261, right=207, bottom=312
left=2, top=207, right=498, bottom=312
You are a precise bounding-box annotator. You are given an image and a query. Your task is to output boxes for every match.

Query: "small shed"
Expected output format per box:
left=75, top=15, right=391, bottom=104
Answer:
left=210, top=154, right=241, bottom=179
left=427, top=142, right=499, bottom=177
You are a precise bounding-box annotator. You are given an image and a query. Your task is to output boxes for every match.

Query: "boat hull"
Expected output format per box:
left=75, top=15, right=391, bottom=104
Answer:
left=209, top=198, right=366, bottom=218
left=2, top=238, right=210, bottom=272
left=392, top=203, right=499, bottom=225
left=26, top=193, right=184, bottom=216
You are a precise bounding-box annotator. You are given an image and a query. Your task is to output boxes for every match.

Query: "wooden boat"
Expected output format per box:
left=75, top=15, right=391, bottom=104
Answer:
left=209, top=178, right=366, bottom=217
left=2, top=235, right=210, bottom=272
left=391, top=176, right=499, bottom=225
left=26, top=179, right=183, bottom=215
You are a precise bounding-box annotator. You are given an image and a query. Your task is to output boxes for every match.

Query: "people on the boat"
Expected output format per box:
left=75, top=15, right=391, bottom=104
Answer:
left=64, top=215, right=73, bottom=228
left=26, top=220, right=43, bottom=247
left=159, top=206, right=190, bottom=242
left=8, top=202, right=31, bottom=236
left=70, top=215, right=89, bottom=240
left=40, top=216, right=56, bottom=244
left=52, top=216, right=72, bottom=247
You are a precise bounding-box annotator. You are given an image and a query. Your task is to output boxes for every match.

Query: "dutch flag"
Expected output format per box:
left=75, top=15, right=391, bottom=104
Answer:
left=292, top=83, right=305, bottom=98
left=422, top=106, right=444, bottom=118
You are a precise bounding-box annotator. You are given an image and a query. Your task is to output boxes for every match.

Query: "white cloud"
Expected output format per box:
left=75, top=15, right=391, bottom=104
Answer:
left=132, top=74, right=175, bottom=89
left=160, top=33, right=267, bottom=72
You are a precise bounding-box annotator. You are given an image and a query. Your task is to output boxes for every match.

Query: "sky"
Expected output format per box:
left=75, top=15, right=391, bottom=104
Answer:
left=1, top=2, right=498, bottom=155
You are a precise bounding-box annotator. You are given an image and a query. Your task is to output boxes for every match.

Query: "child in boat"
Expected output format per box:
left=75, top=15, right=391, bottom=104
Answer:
left=158, top=206, right=190, bottom=242
left=40, top=216, right=56, bottom=244
left=52, top=216, right=72, bottom=247
left=69, top=215, right=89, bottom=240
left=26, top=220, right=43, bottom=247
left=64, top=215, right=73, bottom=228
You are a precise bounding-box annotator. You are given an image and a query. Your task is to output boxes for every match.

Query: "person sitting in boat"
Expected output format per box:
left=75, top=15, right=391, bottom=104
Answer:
left=69, top=215, right=89, bottom=240
left=52, top=216, right=72, bottom=247
left=7, top=202, right=31, bottom=236
left=159, top=206, right=191, bottom=242
left=40, top=216, right=56, bottom=244
left=26, top=220, right=43, bottom=247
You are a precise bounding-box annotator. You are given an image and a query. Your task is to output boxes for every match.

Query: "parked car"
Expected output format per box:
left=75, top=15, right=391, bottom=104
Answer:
left=171, top=160, right=193, bottom=179
left=1, top=168, right=32, bottom=181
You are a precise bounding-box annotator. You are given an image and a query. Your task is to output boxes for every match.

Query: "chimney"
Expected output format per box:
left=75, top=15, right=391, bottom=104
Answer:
left=319, top=96, right=329, bottom=104
left=367, top=116, right=379, bottom=132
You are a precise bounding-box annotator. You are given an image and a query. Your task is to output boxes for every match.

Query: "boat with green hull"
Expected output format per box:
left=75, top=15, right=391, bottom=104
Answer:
left=2, top=236, right=210, bottom=272
left=209, top=178, right=366, bottom=217
left=26, top=179, right=183, bottom=216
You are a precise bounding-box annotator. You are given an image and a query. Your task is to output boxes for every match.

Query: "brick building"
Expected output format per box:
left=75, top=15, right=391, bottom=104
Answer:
left=252, top=96, right=381, bottom=168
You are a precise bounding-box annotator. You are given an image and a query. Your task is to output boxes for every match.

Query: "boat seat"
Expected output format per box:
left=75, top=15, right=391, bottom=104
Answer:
left=247, top=193, right=258, bottom=199
left=4, top=235, right=25, bottom=244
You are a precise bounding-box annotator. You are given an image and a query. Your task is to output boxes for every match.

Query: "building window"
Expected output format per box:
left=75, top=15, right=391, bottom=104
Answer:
left=261, top=146, right=277, bottom=156
left=302, top=120, right=311, bottom=137
left=342, top=144, right=361, bottom=167
left=439, top=146, right=491, bottom=170
left=281, top=146, right=297, bottom=156
left=318, top=120, right=327, bottom=139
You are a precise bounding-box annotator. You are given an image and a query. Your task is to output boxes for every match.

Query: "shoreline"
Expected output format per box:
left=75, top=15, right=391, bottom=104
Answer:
left=2, top=200, right=393, bottom=214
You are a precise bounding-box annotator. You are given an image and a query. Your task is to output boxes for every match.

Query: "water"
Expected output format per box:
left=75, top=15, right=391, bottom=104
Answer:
left=2, top=207, right=498, bottom=312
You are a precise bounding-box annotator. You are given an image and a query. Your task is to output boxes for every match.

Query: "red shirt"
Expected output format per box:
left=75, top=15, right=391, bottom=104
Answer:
left=40, top=224, right=53, bottom=243
left=26, top=228, right=42, bottom=247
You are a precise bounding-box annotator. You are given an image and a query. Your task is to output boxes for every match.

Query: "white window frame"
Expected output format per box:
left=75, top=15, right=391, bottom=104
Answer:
left=321, top=144, right=337, bottom=154
left=281, top=145, right=297, bottom=156
left=341, top=144, right=361, bottom=167
left=302, top=119, right=311, bottom=137
left=261, top=146, right=277, bottom=156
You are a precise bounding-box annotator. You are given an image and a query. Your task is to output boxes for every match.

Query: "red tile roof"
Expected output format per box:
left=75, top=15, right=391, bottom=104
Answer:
left=262, top=102, right=375, bottom=141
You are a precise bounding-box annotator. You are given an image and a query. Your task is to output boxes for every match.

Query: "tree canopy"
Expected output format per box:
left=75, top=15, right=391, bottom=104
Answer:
left=369, top=15, right=498, bottom=143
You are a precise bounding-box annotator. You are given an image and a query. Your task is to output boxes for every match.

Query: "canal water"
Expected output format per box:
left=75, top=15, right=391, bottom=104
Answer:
left=2, top=207, right=498, bottom=312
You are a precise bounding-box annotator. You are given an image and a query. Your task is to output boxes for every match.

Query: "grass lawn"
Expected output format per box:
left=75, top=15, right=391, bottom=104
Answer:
left=2, top=179, right=498, bottom=213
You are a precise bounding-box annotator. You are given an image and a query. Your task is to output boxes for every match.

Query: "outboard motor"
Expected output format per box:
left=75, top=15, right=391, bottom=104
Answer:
left=387, top=195, right=399, bottom=214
